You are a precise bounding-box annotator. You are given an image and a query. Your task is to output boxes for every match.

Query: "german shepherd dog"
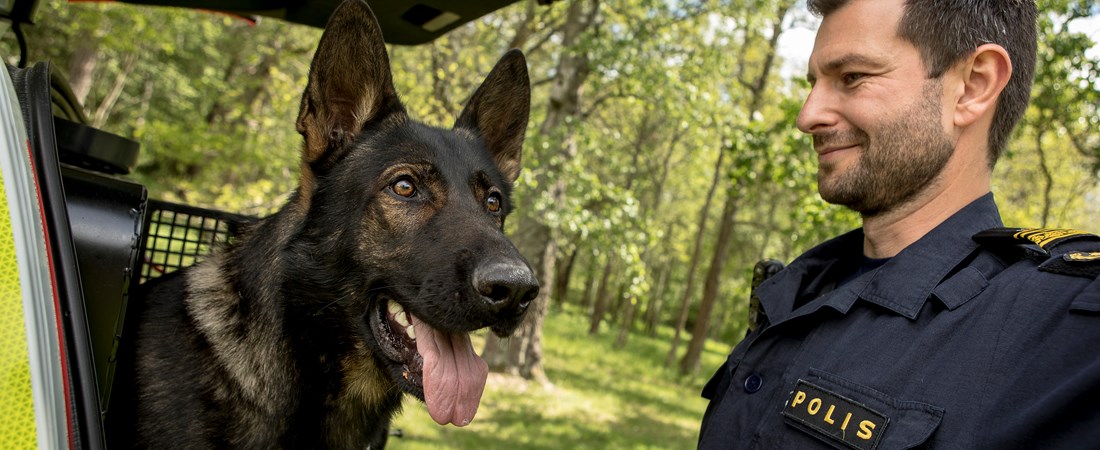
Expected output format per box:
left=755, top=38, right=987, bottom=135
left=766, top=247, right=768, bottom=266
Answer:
left=126, top=1, right=537, bottom=447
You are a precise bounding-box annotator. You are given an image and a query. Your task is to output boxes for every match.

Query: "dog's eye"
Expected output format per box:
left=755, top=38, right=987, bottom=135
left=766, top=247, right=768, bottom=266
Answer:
left=392, top=179, right=416, bottom=198
left=486, top=193, right=502, bottom=213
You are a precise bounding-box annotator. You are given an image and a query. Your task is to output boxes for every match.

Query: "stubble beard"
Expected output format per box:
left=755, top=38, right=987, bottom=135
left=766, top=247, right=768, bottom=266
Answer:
left=815, top=80, right=956, bottom=218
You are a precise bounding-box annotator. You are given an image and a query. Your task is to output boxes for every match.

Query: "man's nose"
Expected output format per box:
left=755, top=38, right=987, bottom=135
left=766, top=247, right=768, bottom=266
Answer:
left=796, top=83, right=837, bottom=135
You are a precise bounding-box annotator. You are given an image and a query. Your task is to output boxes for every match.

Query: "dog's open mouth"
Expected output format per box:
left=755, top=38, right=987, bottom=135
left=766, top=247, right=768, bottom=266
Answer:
left=369, top=298, right=488, bottom=427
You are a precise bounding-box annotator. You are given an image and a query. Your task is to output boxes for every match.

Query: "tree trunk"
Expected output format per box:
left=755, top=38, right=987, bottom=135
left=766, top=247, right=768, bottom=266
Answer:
left=615, top=291, right=637, bottom=348
left=91, top=52, right=137, bottom=128
left=205, top=28, right=246, bottom=126
left=581, top=250, right=597, bottom=310
left=68, top=28, right=98, bottom=110
left=588, top=256, right=615, bottom=334
left=482, top=0, right=600, bottom=382
left=756, top=189, right=781, bottom=261
left=666, top=147, right=724, bottom=367
left=608, top=112, right=666, bottom=347
left=132, top=79, right=155, bottom=133
left=644, top=254, right=672, bottom=336
left=638, top=133, right=678, bottom=338
left=1036, top=128, right=1053, bottom=227
left=611, top=274, right=627, bottom=323
left=678, top=1, right=793, bottom=375
left=680, top=187, right=740, bottom=375
left=481, top=331, right=518, bottom=376
left=506, top=0, right=538, bottom=50
left=552, top=245, right=580, bottom=310
left=429, top=42, right=455, bottom=119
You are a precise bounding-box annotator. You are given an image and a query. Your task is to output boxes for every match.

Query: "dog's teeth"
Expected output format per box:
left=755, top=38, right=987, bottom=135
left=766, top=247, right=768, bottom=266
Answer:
left=394, top=312, right=410, bottom=327
left=406, top=325, right=415, bottom=339
left=387, top=300, right=402, bottom=315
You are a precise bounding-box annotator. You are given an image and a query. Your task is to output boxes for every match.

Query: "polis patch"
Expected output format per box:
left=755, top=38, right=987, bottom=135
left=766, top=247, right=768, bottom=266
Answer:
left=782, top=380, right=889, bottom=450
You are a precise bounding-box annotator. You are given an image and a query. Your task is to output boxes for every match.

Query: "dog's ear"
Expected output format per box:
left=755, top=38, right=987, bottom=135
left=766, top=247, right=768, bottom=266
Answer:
left=296, top=0, right=405, bottom=180
left=454, top=50, right=531, bottom=185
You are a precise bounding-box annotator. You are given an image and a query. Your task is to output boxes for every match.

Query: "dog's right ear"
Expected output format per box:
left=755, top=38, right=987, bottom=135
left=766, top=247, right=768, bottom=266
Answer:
left=296, top=0, right=405, bottom=185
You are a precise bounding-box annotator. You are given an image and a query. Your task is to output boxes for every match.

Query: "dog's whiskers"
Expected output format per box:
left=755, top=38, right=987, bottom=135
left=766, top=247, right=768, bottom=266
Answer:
left=311, top=284, right=427, bottom=316
left=314, top=292, right=355, bottom=315
left=365, top=284, right=419, bottom=294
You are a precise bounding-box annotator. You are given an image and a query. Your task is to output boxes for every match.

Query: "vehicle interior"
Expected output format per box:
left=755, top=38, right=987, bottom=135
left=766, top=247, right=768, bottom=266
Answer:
left=0, top=0, right=547, bottom=447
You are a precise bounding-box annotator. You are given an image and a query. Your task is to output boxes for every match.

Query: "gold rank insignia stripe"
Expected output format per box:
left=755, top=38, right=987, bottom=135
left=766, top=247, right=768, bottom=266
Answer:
left=1064, top=251, right=1100, bottom=262
left=1012, top=228, right=1092, bottom=250
left=975, top=228, right=1100, bottom=277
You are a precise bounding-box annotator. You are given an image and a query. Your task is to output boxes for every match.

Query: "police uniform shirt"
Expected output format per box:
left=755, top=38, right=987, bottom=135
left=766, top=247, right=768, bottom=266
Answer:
left=697, top=193, right=1100, bottom=449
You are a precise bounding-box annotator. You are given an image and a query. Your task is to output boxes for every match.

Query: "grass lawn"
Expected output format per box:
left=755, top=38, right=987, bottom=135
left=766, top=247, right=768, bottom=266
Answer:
left=389, top=306, right=733, bottom=449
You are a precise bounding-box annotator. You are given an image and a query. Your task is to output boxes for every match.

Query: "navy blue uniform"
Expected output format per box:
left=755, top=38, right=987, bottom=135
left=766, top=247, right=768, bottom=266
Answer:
left=698, top=194, right=1100, bottom=449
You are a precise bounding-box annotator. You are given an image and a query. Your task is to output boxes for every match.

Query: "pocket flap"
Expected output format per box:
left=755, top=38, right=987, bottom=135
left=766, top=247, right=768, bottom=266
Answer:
left=781, top=369, right=944, bottom=450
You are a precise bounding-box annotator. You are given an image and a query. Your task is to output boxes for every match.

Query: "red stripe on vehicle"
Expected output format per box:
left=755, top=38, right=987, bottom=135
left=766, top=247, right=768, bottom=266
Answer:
left=25, top=139, right=76, bottom=449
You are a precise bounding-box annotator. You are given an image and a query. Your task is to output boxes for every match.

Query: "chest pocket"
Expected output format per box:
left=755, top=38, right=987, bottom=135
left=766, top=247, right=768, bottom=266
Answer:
left=781, top=368, right=944, bottom=450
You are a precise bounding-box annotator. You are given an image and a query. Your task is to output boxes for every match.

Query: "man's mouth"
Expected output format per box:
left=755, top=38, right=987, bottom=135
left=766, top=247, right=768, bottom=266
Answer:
left=813, top=130, right=868, bottom=158
left=368, top=298, right=488, bottom=427
left=816, top=143, right=858, bottom=155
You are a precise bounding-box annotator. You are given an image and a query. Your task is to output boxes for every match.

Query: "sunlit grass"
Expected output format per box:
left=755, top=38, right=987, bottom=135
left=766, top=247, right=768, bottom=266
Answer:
left=389, top=305, right=732, bottom=449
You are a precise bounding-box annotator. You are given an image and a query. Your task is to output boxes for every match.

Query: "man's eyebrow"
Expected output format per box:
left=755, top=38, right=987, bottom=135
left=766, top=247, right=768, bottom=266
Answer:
left=805, top=53, right=887, bottom=82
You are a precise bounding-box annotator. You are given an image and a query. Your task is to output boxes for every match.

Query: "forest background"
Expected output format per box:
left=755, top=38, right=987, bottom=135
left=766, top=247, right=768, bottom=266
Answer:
left=3, top=0, right=1098, bottom=448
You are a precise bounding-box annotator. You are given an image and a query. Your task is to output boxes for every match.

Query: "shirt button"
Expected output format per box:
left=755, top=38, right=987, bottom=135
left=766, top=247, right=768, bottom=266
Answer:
left=744, top=374, right=763, bottom=393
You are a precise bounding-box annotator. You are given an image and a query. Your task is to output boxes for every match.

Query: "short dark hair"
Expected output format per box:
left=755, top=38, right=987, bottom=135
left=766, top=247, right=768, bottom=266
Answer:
left=807, top=0, right=1038, bottom=166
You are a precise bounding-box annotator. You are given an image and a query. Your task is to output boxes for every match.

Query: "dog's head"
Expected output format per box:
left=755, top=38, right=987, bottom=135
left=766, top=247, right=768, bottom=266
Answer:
left=290, top=0, right=536, bottom=427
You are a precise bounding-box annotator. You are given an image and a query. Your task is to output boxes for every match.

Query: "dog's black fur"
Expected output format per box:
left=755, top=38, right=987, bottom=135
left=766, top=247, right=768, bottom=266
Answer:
left=120, top=1, right=536, bottom=447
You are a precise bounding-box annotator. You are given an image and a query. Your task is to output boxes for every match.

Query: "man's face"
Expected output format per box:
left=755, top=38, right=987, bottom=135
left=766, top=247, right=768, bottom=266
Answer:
left=797, top=0, right=956, bottom=217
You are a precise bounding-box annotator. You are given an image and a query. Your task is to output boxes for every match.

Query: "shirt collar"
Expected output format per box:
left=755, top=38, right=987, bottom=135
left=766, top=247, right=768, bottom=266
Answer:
left=758, top=228, right=863, bottom=324
left=855, top=193, right=1003, bottom=318
left=759, top=193, right=1003, bottom=323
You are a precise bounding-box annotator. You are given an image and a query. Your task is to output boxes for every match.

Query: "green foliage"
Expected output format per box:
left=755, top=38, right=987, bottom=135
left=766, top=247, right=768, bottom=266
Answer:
left=996, top=0, right=1100, bottom=228
left=4, top=0, right=319, bottom=215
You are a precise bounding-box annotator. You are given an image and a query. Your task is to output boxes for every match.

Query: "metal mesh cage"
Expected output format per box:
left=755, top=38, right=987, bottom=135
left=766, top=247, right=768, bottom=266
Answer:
left=136, top=200, right=254, bottom=283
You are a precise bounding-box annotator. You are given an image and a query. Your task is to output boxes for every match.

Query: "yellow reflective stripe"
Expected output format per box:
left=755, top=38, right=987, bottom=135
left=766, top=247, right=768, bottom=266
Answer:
left=0, top=170, right=38, bottom=447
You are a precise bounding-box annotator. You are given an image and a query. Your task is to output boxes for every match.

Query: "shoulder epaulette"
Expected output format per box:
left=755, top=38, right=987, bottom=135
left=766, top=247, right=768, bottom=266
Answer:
left=973, top=227, right=1100, bottom=278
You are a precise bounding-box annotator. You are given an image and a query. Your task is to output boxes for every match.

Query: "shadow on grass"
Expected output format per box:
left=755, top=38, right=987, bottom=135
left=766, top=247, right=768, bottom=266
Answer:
left=389, top=307, right=736, bottom=449
left=544, top=365, right=707, bottom=423
left=484, top=402, right=698, bottom=449
left=391, top=397, right=698, bottom=450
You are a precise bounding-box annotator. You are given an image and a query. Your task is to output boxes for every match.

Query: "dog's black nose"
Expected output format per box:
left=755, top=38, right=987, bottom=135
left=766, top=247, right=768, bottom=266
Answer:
left=474, top=262, right=539, bottom=314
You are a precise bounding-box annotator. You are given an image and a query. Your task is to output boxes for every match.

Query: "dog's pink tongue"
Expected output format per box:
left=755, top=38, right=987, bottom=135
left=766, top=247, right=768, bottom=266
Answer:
left=412, top=315, right=487, bottom=427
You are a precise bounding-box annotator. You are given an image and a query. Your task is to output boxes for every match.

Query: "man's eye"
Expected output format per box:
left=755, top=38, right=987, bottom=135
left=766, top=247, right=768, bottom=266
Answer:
left=842, top=73, right=867, bottom=85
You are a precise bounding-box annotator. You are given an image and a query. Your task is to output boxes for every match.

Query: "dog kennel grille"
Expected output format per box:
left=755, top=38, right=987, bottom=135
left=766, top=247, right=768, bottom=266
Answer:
left=137, top=200, right=254, bottom=283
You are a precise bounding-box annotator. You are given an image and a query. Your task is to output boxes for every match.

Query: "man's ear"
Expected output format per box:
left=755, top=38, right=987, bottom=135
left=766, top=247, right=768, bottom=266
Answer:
left=453, top=49, right=531, bottom=185
left=953, top=43, right=1012, bottom=128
